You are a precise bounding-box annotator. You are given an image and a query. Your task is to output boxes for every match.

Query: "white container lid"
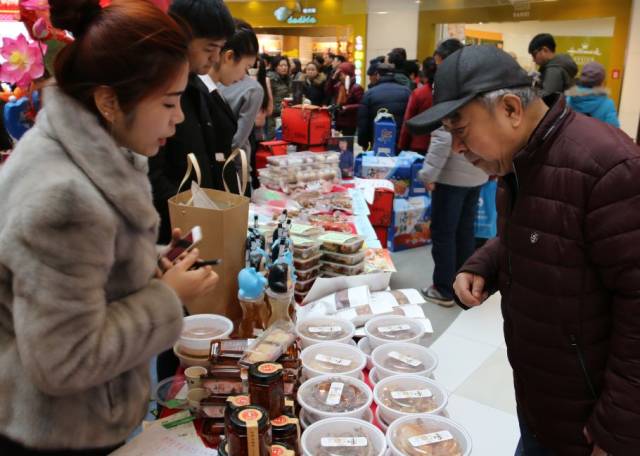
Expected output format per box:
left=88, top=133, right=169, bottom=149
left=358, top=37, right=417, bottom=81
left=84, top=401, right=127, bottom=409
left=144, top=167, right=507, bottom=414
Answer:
left=371, top=342, right=438, bottom=379
left=301, top=417, right=386, bottom=456
left=297, top=374, right=372, bottom=419
left=364, top=315, right=424, bottom=349
left=301, top=342, right=366, bottom=378
left=299, top=406, right=374, bottom=430
left=373, top=374, right=448, bottom=423
left=357, top=336, right=374, bottom=371
left=386, top=414, right=472, bottom=456
left=296, top=317, right=355, bottom=348
left=179, top=314, right=233, bottom=356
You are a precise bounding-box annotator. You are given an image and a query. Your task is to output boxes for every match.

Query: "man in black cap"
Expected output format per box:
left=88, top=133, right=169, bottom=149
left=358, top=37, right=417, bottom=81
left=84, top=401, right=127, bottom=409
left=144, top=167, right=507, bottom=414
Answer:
left=407, top=45, right=640, bottom=455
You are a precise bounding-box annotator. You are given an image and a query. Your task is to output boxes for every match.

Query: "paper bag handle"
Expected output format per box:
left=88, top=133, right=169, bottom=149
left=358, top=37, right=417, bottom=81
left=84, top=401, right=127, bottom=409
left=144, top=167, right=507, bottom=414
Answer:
left=222, top=147, right=249, bottom=195
left=176, top=152, right=202, bottom=196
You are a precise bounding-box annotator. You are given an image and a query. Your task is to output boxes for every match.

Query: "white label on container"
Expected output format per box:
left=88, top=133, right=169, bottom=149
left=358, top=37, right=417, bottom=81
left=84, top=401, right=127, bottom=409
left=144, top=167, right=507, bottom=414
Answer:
left=391, top=389, right=433, bottom=400
left=326, top=382, right=344, bottom=405
left=388, top=351, right=423, bottom=367
left=315, top=354, right=352, bottom=367
left=409, top=431, right=454, bottom=447
left=321, top=437, right=368, bottom=447
left=378, top=324, right=411, bottom=333
left=308, top=326, right=342, bottom=334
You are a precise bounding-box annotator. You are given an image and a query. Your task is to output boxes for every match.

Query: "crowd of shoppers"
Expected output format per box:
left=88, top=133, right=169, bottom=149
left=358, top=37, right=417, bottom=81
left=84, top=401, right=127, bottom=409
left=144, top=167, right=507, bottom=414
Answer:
left=0, top=1, right=634, bottom=452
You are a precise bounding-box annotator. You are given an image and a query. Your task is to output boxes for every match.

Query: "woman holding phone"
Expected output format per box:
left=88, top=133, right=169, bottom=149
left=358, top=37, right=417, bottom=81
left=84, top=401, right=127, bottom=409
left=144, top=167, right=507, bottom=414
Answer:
left=0, top=1, right=218, bottom=454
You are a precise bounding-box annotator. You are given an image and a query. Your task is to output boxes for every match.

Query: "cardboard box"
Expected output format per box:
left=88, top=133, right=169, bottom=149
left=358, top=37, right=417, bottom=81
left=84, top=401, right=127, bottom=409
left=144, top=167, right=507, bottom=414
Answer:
left=409, top=161, right=427, bottom=197
left=356, top=152, right=424, bottom=198
left=255, top=140, right=289, bottom=169
left=387, top=195, right=432, bottom=252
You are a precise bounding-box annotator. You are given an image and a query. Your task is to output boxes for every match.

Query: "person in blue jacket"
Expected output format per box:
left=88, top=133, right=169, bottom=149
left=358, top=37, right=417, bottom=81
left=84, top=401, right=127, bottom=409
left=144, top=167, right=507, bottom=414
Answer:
left=567, top=61, right=620, bottom=127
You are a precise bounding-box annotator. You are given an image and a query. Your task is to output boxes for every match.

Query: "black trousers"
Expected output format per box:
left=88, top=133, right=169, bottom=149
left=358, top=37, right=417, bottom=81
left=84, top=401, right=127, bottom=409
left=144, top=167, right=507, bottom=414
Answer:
left=0, top=435, right=121, bottom=456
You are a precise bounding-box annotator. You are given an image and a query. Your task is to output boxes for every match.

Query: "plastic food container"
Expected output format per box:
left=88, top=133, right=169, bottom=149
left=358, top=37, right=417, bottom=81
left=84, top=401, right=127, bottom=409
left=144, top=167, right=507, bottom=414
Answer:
left=364, top=316, right=425, bottom=349
left=295, top=277, right=317, bottom=294
left=373, top=375, right=448, bottom=423
left=320, top=233, right=365, bottom=254
left=179, top=314, right=234, bottom=357
left=300, top=404, right=374, bottom=430
left=154, top=375, right=190, bottom=410
left=357, top=337, right=374, bottom=370
left=369, top=367, right=380, bottom=386
left=301, top=342, right=366, bottom=379
left=301, top=416, right=386, bottom=456
left=296, top=265, right=320, bottom=282
left=296, top=374, right=373, bottom=420
left=296, top=317, right=355, bottom=348
left=320, top=260, right=365, bottom=276
left=294, top=253, right=323, bottom=271
left=386, top=415, right=472, bottom=456
left=371, top=342, right=439, bottom=379
left=322, top=250, right=366, bottom=266
left=293, top=239, right=322, bottom=260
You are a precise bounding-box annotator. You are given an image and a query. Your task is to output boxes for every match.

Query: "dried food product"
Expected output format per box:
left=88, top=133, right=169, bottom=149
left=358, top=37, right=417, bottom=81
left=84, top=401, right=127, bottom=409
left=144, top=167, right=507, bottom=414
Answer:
left=392, top=418, right=463, bottom=456
left=302, top=379, right=368, bottom=413
left=378, top=385, right=438, bottom=414
left=319, top=232, right=364, bottom=254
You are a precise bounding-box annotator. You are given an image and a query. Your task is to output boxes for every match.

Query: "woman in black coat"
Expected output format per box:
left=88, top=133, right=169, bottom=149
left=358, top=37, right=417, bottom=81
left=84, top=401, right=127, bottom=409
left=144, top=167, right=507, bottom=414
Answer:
left=301, top=61, right=328, bottom=106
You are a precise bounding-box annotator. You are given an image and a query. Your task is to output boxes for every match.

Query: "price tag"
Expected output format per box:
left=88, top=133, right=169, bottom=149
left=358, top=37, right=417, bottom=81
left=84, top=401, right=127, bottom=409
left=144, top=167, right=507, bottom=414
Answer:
left=321, top=437, right=368, bottom=447
left=378, top=324, right=411, bottom=333
left=391, top=389, right=433, bottom=400
left=409, top=431, right=454, bottom=447
left=326, top=382, right=344, bottom=405
left=315, top=354, right=352, bottom=367
left=388, top=351, right=423, bottom=367
left=308, top=326, right=342, bottom=334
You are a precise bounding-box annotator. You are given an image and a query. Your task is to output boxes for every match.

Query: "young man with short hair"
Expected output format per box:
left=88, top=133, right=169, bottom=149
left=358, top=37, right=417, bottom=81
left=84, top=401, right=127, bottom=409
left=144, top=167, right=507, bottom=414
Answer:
left=408, top=44, right=640, bottom=456
left=528, top=33, right=578, bottom=96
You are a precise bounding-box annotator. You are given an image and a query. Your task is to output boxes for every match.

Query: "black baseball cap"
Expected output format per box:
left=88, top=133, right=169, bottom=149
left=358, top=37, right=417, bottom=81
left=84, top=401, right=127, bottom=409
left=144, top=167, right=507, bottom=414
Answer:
left=406, top=45, right=533, bottom=134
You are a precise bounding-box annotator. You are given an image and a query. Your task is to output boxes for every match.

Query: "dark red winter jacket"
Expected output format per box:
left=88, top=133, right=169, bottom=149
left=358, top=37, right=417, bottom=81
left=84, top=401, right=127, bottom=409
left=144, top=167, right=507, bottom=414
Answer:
left=460, top=96, right=640, bottom=455
left=399, top=83, right=433, bottom=153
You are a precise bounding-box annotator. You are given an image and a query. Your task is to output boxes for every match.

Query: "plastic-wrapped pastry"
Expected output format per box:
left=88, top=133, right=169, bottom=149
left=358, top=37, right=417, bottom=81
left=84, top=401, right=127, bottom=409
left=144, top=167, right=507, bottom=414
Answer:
left=392, top=418, right=463, bottom=456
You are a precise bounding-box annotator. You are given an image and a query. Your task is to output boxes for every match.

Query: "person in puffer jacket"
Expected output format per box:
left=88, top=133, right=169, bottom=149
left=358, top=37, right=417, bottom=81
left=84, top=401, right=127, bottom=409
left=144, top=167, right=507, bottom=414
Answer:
left=407, top=44, right=640, bottom=456
left=567, top=61, right=620, bottom=127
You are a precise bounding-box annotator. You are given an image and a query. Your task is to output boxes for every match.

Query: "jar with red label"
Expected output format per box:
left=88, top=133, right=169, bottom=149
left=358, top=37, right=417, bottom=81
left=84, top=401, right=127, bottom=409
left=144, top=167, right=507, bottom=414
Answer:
left=225, top=394, right=251, bottom=436
left=271, top=443, right=295, bottom=456
left=248, top=362, right=285, bottom=419
left=227, top=406, right=271, bottom=456
left=271, top=415, right=300, bottom=455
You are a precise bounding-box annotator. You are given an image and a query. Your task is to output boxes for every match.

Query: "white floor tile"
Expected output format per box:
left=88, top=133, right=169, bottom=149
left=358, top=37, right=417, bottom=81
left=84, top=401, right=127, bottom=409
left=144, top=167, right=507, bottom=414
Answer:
left=454, top=348, right=517, bottom=416
left=429, top=333, right=497, bottom=391
left=446, top=293, right=506, bottom=348
left=446, top=394, right=520, bottom=456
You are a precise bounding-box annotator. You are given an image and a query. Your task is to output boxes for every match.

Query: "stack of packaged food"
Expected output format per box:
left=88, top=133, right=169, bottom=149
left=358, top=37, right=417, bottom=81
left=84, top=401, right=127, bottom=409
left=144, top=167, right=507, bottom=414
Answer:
left=258, top=152, right=341, bottom=194
left=318, top=232, right=366, bottom=278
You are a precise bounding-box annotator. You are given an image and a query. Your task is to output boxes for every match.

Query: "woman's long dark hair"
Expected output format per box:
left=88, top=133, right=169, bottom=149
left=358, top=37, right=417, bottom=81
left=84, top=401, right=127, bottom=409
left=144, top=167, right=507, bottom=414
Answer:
left=253, top=57, right=269, bottom=110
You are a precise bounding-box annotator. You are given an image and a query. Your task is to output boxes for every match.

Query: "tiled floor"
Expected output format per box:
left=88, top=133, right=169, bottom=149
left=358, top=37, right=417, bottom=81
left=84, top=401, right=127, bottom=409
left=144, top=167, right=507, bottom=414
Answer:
left=428, top=293, right=521, bottom=456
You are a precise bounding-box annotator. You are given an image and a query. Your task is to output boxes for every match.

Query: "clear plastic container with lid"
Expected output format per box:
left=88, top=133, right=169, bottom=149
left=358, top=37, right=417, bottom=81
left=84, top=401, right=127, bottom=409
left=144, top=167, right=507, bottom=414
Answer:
left=295, top=265, right=320, bottom=282
left=322, top=249, right=366, bottom=266
left=292, top=238, right=322, bottom=260
left=296, top=374, right=372, bottom=420
left=356, top=337, right=374, bottom=370
left=293, top=253, right=322, bottom=271
left=364, top=316, right=425, bottom=349
left=296, top=317, right=355, bottom=348
left=301, top=342, right=366, bottom=379
left=299, top=407, right=374, bottom=430
left=301, top=417, right=386, bottom=456
left=319, top=232, right=365, bottom=254
left=386, top=414, right=472, bottom=456
left=373, top=374, right=448, bottom=423
left=371, top=342, right=439, bottom=379
left=320, top=259, right=365, bottom=276
left=294, top=277, right=317, bottom=294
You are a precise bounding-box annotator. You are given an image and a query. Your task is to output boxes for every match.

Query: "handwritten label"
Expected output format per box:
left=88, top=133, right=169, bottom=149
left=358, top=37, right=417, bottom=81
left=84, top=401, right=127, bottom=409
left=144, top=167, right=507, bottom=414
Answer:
left=321, top=437, right=368, bottom=447
left=315, top=354, right=352, bottom=367
left=326, top=382, right=344, bottom=405
left=388, top=351, right=423, bottom=367
left=378, top=324, right=411, bottom=333
left=391, top=389, right=433, bottom=400
left=308, top=326, right=342, bottom=334
left=409, top=431, right=454, bottom=447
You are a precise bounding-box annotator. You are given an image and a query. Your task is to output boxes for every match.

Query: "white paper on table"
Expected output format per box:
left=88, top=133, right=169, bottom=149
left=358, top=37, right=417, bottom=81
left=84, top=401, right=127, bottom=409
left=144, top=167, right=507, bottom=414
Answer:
left=302, top=272, right=392, bottom=305
left=353, top=178, right=395, bottom=204
left=348, top=188, right=370, bottom=216
left=109, top=422, right=217, bottom=456
left=398, top=289, right=427, bottom=305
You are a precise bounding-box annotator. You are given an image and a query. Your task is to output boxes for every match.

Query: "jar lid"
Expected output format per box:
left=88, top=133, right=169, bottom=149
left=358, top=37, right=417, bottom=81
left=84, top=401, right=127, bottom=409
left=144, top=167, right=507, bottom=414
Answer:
left=230, top=405, right=269, bottom=432
left=227, top=394, right=251, bottom=409
left=249, top=362, right=284, bottom=383
left=271, top=443, right=294, bottom=456
left=218, top=441, right=229, bottom=456
left=271, top=414, right=297, bottom=436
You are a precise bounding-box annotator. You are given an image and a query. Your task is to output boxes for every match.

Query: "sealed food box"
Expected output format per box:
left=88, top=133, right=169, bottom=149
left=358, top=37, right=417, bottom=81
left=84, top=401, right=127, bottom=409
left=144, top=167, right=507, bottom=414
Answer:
left=318, top=232, right=364, bottom=254
left=387, top=195, right=432, bottom=252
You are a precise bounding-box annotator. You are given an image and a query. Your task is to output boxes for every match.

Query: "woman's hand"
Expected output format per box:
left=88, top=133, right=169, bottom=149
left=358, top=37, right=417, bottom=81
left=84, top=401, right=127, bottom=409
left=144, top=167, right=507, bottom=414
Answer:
left=160, top=249, right=219, bottom=306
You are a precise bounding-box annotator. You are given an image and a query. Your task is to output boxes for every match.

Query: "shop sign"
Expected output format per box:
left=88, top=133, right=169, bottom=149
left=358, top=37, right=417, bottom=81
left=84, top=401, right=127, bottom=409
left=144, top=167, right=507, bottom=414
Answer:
left=555, top=36, right=612, bottom=70
left=274, top=5, right=318, bottom=25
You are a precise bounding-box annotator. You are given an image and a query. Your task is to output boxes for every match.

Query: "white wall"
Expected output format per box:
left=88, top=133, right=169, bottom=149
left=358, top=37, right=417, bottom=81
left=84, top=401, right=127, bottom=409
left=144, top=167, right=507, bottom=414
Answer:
left=466, top=18, right=615, bottom=72
left=366, top=0, right=420, bottom=67
left=619, top=0, right=640, bottom=140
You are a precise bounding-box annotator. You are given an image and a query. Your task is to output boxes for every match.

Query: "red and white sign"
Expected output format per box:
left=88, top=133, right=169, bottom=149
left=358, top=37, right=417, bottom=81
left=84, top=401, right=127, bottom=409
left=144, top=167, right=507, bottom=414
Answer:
left=612, top=69, right=621, bottom=80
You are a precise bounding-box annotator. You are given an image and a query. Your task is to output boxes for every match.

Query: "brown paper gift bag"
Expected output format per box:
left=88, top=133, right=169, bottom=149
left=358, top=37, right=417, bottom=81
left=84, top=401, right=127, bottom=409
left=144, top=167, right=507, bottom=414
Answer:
left=168, top=152, right=249, bottom=320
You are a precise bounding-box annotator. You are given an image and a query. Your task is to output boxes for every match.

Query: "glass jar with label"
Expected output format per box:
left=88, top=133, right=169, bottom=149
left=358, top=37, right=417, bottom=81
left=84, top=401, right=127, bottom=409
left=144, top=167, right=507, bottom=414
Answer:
left=271, top=415, right=300, bottom=455
left=225, top=394, right=252, bottom=436
left=271, top=443, right=295, bottom=456
left=249, top=362, right=285, bottom=419
left=227, top=406, right=271, bottom=456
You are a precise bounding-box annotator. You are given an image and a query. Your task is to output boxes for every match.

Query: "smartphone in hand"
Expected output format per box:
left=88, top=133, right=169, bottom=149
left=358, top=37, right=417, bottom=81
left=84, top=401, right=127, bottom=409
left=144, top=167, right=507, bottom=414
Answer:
left=163, top=226, right=202, bottom=262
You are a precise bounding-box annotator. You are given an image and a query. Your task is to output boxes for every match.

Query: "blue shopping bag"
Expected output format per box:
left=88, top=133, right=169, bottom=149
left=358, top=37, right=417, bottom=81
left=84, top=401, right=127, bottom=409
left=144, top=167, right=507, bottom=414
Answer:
left=474, top=180, right=497, bottom=239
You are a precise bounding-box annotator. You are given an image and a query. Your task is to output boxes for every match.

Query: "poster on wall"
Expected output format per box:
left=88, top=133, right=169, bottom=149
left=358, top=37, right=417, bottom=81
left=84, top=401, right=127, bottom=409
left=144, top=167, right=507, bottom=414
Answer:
left=0, top=0, right=19, bottom=21
left=555, top=36, right=612, bottom=75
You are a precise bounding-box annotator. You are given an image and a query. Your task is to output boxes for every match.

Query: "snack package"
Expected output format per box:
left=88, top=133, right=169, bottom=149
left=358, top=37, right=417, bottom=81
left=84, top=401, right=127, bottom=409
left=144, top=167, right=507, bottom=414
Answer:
left=240, top=320, right=297, bottom=367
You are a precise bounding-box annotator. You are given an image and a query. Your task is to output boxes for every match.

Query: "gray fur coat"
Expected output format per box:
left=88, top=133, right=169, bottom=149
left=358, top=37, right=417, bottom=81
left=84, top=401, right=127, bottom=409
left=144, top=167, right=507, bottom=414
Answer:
left=0, top=86, right=183, bottom=449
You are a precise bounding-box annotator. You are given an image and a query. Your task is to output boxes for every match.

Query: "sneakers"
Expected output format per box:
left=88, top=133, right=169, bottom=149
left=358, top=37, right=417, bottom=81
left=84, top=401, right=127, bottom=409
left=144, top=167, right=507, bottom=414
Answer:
left=422, top=286, right=455, bottom=307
